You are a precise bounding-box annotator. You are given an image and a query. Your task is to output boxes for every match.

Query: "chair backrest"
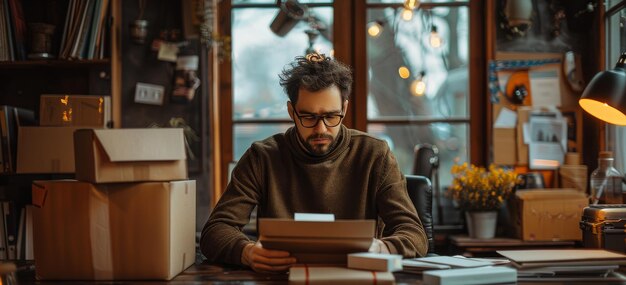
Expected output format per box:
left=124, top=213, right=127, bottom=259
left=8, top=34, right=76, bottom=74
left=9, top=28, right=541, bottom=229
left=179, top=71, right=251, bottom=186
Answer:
left=412, top=143, right=439, bottom=178
left=405, top=174, right=434, bottom=254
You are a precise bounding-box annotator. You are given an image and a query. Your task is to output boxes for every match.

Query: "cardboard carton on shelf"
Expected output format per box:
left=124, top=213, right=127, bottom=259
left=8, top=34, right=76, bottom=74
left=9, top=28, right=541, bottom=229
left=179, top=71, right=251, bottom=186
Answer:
left=509, top=189, right=587, bottom=241
left=40, top=94, right=112, bottom=128
left=73, top=128, right=188, bottom=183
left=16, top=126, right=81, bottom=173
left=31, top=180, right=196, bottom=280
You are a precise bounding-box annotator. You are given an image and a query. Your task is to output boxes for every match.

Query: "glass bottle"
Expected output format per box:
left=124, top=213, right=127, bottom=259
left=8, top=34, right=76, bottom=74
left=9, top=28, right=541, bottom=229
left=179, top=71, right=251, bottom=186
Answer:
left=590, top=151, right=623, bottom=204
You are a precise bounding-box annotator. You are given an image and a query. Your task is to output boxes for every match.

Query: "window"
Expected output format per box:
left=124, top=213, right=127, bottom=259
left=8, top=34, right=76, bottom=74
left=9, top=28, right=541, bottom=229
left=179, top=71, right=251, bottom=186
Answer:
left=231, top=1, right=334, bottom=160
left=605, top=1, right=626, bottom=172
left=216, top=0, right=483, bottom=200
left=365, top=1, right=470, bottom=186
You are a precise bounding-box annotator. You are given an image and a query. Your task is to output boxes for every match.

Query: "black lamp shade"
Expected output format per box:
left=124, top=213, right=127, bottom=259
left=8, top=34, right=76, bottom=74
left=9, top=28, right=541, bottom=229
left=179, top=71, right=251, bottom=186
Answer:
left=579, top=54, right=626, bottom=125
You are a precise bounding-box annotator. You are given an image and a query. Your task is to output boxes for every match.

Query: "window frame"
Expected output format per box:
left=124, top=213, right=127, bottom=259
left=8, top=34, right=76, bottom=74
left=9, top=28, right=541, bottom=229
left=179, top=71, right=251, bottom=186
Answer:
left=213, top=0, right=486, bottom=202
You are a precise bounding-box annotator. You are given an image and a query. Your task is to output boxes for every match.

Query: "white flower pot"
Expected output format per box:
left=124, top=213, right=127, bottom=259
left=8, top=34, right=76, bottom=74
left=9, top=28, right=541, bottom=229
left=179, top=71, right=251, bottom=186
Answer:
left=465, top=211, right=497, bottom=239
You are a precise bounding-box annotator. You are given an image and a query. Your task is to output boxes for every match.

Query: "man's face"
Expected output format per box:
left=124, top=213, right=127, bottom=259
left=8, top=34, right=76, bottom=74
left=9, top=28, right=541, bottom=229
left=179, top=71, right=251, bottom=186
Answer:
left=288, top=85, right=348, bottom=156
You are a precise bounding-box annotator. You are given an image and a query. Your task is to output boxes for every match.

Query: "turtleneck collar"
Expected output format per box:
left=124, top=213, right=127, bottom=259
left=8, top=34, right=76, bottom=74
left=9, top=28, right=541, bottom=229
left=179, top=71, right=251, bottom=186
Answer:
left=285, top=125, right=350, bottom=163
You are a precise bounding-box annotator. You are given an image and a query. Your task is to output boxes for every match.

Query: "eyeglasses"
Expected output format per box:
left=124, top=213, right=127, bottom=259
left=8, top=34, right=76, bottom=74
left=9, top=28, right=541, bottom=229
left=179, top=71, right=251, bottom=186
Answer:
left=292, top=108, right=344, bottom=128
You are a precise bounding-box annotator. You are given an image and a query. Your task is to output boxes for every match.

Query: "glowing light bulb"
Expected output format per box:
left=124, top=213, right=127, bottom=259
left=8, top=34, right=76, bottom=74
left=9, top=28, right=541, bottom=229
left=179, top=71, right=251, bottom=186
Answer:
left=410, top=73, right=427, bottom=96
left=401, top=9, right=413, bottom=21
left=404, top=0, right=419, bottom=10
left=398, top=66, right=410, bottom=79
left=430, top=26, right=442, bottom=48
left=367, top=21, right=383, bottom=37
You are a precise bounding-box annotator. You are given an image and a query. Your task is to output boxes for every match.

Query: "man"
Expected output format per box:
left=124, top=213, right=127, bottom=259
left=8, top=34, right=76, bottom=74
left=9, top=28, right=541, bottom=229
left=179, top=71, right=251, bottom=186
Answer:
left=201, top=53, right=427, bottom=273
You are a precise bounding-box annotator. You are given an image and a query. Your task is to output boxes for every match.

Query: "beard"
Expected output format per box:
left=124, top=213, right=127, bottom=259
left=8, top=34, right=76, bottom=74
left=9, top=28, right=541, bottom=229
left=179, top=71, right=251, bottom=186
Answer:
left=303, top=133, right=336, bottom=156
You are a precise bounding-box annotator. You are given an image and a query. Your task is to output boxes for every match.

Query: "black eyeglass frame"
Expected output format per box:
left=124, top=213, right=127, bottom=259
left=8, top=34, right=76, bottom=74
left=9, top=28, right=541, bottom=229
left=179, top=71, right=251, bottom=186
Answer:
left=291, top=107, right=345, bottom=128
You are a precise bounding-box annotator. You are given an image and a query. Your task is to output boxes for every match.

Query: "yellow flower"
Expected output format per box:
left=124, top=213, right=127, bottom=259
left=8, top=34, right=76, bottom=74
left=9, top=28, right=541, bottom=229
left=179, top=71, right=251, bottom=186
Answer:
left=448, top=163, right=519, bottom=211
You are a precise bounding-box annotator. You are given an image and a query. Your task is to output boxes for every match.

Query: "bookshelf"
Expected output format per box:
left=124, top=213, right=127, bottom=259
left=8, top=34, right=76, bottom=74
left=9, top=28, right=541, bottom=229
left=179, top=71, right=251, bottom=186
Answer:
left=0, top=0, right=121, bottom=261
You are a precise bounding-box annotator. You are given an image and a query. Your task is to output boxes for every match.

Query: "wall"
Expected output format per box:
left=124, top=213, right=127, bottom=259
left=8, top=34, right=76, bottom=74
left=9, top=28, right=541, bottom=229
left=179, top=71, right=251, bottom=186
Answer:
left=121, top=0, right=211, bottom=231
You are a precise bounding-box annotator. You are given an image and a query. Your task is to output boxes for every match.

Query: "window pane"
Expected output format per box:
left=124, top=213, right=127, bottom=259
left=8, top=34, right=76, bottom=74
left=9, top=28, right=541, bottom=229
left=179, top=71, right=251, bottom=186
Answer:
left=234, top=123, right=293, bottom=161
left=367, top=123, right=468, bottom=187
left=232, top=7, right=334, bottom=120
left=366, top=7, right=469, bottom=119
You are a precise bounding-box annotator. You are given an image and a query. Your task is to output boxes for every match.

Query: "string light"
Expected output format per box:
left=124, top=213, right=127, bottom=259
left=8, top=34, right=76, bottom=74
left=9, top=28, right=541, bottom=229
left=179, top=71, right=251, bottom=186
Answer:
left=398, top=66, right=411, bottom=79
left=429, top=25, right=442, bottom=48
left=410, top=71, right=427, bottom=96
left=367, top=20, right=384, bottom=37
left=401, top=9, right=413, bottom=21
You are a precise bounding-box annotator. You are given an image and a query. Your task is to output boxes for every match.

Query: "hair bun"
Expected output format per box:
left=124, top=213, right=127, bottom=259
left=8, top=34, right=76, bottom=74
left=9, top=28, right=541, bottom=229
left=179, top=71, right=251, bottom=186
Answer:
left=305, top=52, right=329, bottom=63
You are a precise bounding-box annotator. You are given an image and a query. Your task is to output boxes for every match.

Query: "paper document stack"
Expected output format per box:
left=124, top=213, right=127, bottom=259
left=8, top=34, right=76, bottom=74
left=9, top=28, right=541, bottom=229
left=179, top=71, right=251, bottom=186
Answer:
left=422, top=266, right=517, bottom=285
left=497, top=249, right=626, bottom=281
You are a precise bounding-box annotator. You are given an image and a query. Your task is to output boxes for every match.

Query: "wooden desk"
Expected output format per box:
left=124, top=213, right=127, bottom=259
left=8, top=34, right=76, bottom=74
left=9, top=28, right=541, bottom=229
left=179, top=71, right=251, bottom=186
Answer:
left=15, top=261, right=626, bottom=284
left=450, top=235, right=577, bottom=257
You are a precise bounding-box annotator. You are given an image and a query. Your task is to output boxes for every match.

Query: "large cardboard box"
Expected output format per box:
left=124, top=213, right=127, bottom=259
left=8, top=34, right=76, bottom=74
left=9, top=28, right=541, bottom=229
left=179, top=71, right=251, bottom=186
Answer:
left=17, top=127, right=80, bottom=173
left=40, top=94, right=111, bottom=128
left=74, top=128, right=187, bottom=183
left=510, top=189, right=587, bottom=241
left=31, top=180, right=196, bottom=280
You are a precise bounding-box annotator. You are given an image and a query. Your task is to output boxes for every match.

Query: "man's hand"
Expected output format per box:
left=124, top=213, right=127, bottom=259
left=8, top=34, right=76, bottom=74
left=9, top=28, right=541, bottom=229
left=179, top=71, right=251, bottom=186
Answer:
left=368, top=238, right=390, bottom=254
left=241, top=241, right=297, bottom=273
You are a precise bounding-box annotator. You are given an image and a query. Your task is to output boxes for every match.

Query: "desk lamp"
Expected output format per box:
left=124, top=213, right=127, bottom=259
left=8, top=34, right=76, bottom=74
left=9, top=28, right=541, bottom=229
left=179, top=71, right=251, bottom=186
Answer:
left=579, top=53, right=626, bottom=125
left=579, top=53, right=626, bottom=190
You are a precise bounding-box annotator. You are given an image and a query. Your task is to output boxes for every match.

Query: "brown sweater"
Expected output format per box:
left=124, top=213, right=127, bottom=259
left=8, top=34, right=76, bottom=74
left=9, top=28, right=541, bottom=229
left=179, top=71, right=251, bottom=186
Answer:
left=200, top=126, right=428, bottom=265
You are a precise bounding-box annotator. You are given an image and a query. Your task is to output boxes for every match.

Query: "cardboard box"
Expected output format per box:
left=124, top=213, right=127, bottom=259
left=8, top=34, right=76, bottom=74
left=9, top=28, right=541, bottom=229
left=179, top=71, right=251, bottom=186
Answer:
left=17, top=127, right=80, bottom=173
left=493, top=127, right=516, bottom=165
left=289, top=266, right=395, bottom=285
left=40, top=94, right=111, bottom=128
left=31, top=180, right=196, bottom=280
left=259, top=219, right=374, bottom=264
left=510, top=189, right=587, bottom=241
left=74, top=128, right=187, bottom=183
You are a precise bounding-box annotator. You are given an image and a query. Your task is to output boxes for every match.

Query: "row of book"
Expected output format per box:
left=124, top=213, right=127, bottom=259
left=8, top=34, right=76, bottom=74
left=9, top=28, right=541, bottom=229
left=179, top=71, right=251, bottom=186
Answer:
left=0, top=200, right=32, bottom=261
left=0, top=0, right=110, bottom=61
left=0, top=0, right=26, bottom=61
left=0, top=105, right=35, bottom=174
left=59, top=0, right=110, bottom=60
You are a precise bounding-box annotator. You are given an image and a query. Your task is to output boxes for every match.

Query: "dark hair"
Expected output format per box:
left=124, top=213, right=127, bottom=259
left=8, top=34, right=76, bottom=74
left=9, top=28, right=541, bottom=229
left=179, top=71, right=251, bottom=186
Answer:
left=279, top=53, right=353, bottom=104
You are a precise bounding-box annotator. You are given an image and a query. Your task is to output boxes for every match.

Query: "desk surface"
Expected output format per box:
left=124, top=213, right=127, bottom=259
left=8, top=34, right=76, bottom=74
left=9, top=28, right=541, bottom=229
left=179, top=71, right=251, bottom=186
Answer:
left=15, top=261, right=626, bottom=285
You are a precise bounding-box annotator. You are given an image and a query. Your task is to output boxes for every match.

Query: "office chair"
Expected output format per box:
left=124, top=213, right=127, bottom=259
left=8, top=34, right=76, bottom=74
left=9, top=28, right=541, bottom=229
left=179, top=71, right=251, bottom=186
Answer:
left=412, top=143, right=443, bottom=226
left=405, top=174, right=435, bottom=254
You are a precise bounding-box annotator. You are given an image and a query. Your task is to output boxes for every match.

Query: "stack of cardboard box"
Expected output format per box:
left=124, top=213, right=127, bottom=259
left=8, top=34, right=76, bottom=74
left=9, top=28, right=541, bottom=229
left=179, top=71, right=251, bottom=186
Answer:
left=25, top=97, right=196, bottom=280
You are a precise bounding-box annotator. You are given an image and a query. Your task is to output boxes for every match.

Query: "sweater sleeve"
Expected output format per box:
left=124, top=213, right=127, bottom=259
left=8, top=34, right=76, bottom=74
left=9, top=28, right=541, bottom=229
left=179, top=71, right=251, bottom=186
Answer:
left=200, top=147, right=262, bottom=265
left=376, top=148, right=429, bottom=258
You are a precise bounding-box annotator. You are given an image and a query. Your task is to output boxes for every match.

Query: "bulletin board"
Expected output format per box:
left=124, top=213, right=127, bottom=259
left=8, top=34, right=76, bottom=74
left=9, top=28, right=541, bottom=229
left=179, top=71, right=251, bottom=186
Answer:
left=490, top=52, right=584, bottom=173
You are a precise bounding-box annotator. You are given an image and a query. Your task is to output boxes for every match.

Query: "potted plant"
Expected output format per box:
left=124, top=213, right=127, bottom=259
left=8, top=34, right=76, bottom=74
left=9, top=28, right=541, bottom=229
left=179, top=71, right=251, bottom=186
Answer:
left=448, top=163, right=519, bottom=239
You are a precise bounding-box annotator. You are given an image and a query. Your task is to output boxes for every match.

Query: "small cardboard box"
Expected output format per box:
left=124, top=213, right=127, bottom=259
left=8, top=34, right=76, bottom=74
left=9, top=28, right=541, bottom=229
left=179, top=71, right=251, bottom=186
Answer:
left=510, top=189, right=587, bottom=241
left=17, top=126, right=80, bottom=173
left=40, top=94, right=111, bottom=128
left=493, top=127, right=516, bottom=165
left=259, top=219, right=374, bottom=264
left=74, top=128, right=187, bottom=183
left=31, top=180, right=196, bottom=280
